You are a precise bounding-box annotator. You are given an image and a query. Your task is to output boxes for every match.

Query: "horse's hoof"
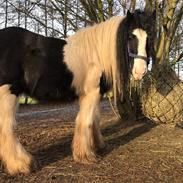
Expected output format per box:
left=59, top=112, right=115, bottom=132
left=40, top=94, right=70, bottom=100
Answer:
left=73, top=152, right=97, bottom=164
left=5, top=154, right=32, bottom=175
left=7, top=163, right=30, bottom=176
left=30, top=157, right=40, bottom=173
left=96, top=141, right=106, bottom=150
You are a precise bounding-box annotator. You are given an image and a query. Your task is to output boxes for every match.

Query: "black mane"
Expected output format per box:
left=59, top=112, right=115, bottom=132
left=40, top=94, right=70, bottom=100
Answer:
left=116, top=9, right=156, bottom=96
left=133, top=10, right=156, bottom=61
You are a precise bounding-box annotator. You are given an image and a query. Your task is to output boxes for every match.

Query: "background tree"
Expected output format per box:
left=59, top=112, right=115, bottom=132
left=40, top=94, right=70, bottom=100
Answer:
left=0, top=0, right=182, bottom=109
left=155, top=0, right=183, bottom=66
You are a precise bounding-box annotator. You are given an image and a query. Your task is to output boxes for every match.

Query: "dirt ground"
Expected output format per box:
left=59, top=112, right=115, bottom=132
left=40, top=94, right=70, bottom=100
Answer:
left=0, top=100, right=183, bottom=183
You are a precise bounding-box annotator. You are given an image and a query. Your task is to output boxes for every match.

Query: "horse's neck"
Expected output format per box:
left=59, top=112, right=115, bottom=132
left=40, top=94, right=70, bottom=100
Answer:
left=64, top=16, right=125, bottom=99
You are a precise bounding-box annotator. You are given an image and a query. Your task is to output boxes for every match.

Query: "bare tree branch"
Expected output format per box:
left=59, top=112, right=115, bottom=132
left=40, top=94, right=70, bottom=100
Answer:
left=172, top=52, right=183, bottom=65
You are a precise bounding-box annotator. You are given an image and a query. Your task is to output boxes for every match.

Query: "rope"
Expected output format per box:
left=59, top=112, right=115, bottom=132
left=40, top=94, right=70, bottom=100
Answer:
left=107, top=94, right=121, bottom=119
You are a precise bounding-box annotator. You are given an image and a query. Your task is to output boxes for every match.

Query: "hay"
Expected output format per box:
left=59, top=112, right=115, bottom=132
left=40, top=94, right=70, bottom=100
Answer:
left=141, top=65, right=183, bottom=124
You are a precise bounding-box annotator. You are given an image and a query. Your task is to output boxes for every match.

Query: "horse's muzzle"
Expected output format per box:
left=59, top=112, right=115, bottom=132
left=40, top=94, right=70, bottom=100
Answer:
left=132, top=59, right=147, bottom=80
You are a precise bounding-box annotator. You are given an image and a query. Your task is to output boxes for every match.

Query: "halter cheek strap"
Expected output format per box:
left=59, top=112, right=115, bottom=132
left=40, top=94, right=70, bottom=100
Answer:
left=127, top=44, right=148, bottom=62
left=128, top=52, right=148, bottom=62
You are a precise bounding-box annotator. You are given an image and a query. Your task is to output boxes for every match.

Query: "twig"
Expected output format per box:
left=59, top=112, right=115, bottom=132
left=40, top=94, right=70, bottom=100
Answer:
left=107, top=96, right=121, bottom=119
left=171, top=52, right=183, bottom=65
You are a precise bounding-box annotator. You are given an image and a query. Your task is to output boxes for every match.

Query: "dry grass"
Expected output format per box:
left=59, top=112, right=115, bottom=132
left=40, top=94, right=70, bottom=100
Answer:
left=0, top=101, right=183, bottom=182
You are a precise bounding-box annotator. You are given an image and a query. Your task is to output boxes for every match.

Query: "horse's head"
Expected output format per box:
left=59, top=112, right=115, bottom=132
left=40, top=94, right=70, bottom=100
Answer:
left=125, top=10, right=156, bottom=80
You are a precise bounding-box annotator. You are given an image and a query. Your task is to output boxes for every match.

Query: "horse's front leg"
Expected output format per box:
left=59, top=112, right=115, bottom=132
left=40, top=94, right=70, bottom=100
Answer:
left=0, top=85, right=32, bottom=175
left=72, top=63, right=104, bottom=164
left=72, top=88, right=100, bottom=163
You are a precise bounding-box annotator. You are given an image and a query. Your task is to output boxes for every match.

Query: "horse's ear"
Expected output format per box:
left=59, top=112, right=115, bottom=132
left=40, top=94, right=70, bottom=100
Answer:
left=127, top=10, right=133, bottom=19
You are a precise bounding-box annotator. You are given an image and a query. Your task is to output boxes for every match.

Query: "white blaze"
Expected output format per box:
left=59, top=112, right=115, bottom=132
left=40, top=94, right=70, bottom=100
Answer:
left=132, top=28, right=147, bottom=80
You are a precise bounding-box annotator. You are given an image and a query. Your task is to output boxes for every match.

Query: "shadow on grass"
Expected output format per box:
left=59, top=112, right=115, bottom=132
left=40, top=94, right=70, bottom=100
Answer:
left=32, top=118, right=156, bottom=172
left=32, top=134, right=73, bottom=172
left=99, top=118, right=156, bottom=156
left=0, top=119, right=157, bottom=179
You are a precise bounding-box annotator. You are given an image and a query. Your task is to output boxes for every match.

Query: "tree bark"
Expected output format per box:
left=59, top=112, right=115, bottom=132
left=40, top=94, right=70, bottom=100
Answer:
left=156, top=0, right=179, bottom=65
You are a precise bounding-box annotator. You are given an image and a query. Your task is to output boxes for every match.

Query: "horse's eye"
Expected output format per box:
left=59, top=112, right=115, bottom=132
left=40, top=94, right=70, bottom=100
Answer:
left=128, top=35, right=133, bottom=40
left=129, top=34, right=135, bottom=40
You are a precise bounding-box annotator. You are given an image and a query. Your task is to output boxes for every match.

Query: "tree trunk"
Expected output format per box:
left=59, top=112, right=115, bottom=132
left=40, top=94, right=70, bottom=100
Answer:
left=5, top=0, right=8, bottom=27
left=156, top=0, right=179, bottom=65
left=44, top=0, right=48, bottom=36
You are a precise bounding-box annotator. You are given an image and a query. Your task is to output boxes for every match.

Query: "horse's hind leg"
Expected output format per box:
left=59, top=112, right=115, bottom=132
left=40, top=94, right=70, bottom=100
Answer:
left=0, top=85, right=32, bottom=175
left=72, top=63, right=103, bottom=164
left=93, top=106, right=105, bottom=150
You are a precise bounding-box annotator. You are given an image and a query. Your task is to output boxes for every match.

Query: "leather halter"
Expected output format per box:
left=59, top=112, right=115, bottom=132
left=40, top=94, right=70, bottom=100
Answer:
left=127, top=44, right=148, bottom=62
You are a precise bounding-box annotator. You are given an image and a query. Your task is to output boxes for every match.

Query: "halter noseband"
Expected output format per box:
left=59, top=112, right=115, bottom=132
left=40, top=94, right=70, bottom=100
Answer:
left=127, top=44, right=148, bottom=62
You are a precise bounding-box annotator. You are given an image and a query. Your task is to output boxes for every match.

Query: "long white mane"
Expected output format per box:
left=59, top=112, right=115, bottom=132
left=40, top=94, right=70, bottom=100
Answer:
left=64, top=16, right=124, bottom=103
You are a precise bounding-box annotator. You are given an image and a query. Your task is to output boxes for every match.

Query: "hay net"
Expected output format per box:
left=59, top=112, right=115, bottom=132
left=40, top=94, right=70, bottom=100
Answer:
left=141, top=65, right=183, bottom=124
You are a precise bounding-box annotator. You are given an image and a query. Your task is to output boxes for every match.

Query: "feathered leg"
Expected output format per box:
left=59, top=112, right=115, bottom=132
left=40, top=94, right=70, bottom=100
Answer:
left=0, top=85, right=32, bottom=175
left=93, top=106, right=105, bottom=150
left=72, top=63, right=103, bottom=163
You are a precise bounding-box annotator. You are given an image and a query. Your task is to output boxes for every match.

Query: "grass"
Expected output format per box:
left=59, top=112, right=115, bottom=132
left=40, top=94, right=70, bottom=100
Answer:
left=18, top=96, right=38, bottom=104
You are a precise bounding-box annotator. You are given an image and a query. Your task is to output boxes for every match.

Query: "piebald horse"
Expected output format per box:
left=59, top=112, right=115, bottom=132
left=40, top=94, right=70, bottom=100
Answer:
left=0, top=10, right=155, bottom=174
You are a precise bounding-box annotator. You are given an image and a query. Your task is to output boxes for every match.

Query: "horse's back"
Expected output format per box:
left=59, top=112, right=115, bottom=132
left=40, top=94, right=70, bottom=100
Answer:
left=0, top=27, right=72, bottom=100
